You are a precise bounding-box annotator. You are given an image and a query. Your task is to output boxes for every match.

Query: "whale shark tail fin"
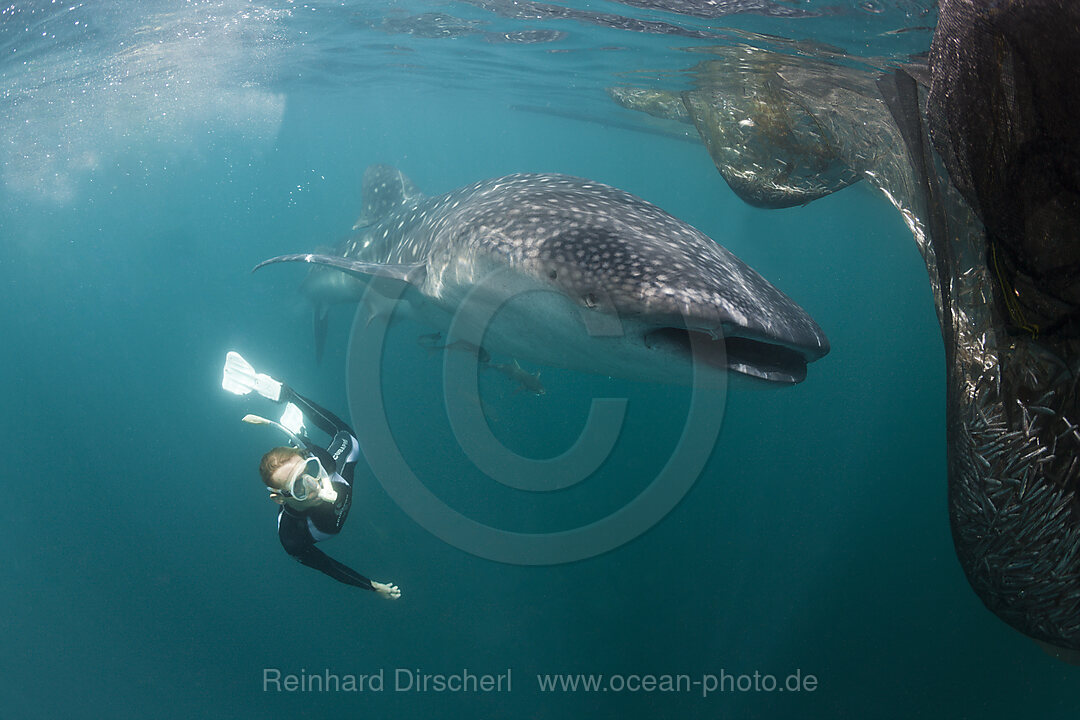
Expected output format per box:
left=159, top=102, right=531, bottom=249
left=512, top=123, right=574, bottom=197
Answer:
left=352, top=164, right=424, bottom=229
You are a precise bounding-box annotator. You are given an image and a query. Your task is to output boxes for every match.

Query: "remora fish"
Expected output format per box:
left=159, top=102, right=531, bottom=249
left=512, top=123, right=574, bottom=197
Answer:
left=488, top=359, right=546, bottom=396
left=255, top=164, right=829, bottom=386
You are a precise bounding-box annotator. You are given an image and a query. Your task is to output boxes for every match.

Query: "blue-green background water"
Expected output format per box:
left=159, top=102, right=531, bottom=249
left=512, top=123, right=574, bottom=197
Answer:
left=2, top=1, right=1077, bottom=717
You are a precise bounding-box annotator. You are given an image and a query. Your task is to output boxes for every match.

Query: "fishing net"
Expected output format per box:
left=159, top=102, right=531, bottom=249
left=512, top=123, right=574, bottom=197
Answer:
left=927, top=0, right=1080, bottom=337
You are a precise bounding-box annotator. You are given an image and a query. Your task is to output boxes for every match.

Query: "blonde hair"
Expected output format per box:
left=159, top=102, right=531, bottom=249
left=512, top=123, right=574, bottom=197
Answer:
left=259, top=446, right=305, bottom=487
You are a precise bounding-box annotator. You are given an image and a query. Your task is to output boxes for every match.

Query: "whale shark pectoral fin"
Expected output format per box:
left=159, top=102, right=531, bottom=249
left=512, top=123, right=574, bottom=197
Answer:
left=253, top=253, right=427, bottom=288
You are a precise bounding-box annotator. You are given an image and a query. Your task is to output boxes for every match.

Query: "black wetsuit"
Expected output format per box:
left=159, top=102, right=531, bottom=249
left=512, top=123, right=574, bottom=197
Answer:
left=274, top=387, right=374, bottom=591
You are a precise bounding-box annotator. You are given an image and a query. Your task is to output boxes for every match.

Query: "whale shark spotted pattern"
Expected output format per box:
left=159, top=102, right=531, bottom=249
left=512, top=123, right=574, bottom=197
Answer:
left=256, top=164, right=829, bottom=385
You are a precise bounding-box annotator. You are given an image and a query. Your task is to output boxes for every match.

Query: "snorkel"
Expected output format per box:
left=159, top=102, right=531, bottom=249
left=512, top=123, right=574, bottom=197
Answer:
left=241, top=407, right=306, bottom=446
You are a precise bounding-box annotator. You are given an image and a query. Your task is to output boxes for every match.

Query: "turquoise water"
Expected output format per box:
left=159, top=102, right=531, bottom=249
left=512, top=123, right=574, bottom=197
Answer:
left=3, top=1, right=1077, bottom=717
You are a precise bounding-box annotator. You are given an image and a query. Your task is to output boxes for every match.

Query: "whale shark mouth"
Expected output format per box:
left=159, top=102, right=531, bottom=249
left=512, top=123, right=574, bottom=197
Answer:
left=643, top=327, right=809, bottom=385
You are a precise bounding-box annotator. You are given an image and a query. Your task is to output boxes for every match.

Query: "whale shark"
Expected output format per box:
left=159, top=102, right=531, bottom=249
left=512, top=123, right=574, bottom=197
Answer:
left=254, top=164, right=829, bottom=386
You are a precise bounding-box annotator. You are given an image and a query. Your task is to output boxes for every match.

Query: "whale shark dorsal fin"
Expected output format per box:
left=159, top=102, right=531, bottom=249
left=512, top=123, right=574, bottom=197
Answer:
left=353, top=164, right=423, bottom=229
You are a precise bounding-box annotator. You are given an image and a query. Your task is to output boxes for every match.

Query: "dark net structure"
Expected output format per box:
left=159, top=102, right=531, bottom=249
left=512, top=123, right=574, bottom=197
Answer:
left=928, top=0, right=1080, bottom=338
left=609, top=0, right=1080, bottom=653
left=926, top=0, right=1080, bottom=653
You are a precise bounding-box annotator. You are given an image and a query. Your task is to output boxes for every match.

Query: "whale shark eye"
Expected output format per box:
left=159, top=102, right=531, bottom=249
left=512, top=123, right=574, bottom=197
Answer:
left=548, top=269, right=558, bottom=280
left=583, top=293, right=597, bottom=308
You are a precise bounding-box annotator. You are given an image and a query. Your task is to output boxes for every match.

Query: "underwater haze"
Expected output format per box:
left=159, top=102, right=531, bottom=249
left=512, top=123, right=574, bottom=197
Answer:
left=2, top=0, right=1076, bottom=718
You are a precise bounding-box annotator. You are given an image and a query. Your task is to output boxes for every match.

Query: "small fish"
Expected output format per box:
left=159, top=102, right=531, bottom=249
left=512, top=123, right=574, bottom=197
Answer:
left=487, top=359, right=546, bottom=396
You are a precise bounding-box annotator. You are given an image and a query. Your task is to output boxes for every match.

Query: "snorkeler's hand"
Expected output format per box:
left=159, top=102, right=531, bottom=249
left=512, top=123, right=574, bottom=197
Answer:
left=372, top=581, right=401, bottom=599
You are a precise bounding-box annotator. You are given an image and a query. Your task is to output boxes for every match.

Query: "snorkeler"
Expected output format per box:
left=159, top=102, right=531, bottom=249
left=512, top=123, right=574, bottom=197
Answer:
left=222, top=352, right=400, bottom=599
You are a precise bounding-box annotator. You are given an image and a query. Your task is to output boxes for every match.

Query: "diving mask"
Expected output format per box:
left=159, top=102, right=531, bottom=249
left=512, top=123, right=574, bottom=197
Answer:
left=276, top=456, right=337, bottom=503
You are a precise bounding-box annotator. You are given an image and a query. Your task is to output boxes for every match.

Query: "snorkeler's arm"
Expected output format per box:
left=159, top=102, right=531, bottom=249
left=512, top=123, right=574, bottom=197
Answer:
left=278, top=512, right=372, bottom=589
left=292, top=546, right=399, bottom=597
left=279, top=385, right=353, bottom=439
left=278, top=385, right=359, bottom=475
left=289, top=542, right=377, bottom=591
left=277, top=515, right=398, bottom=597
